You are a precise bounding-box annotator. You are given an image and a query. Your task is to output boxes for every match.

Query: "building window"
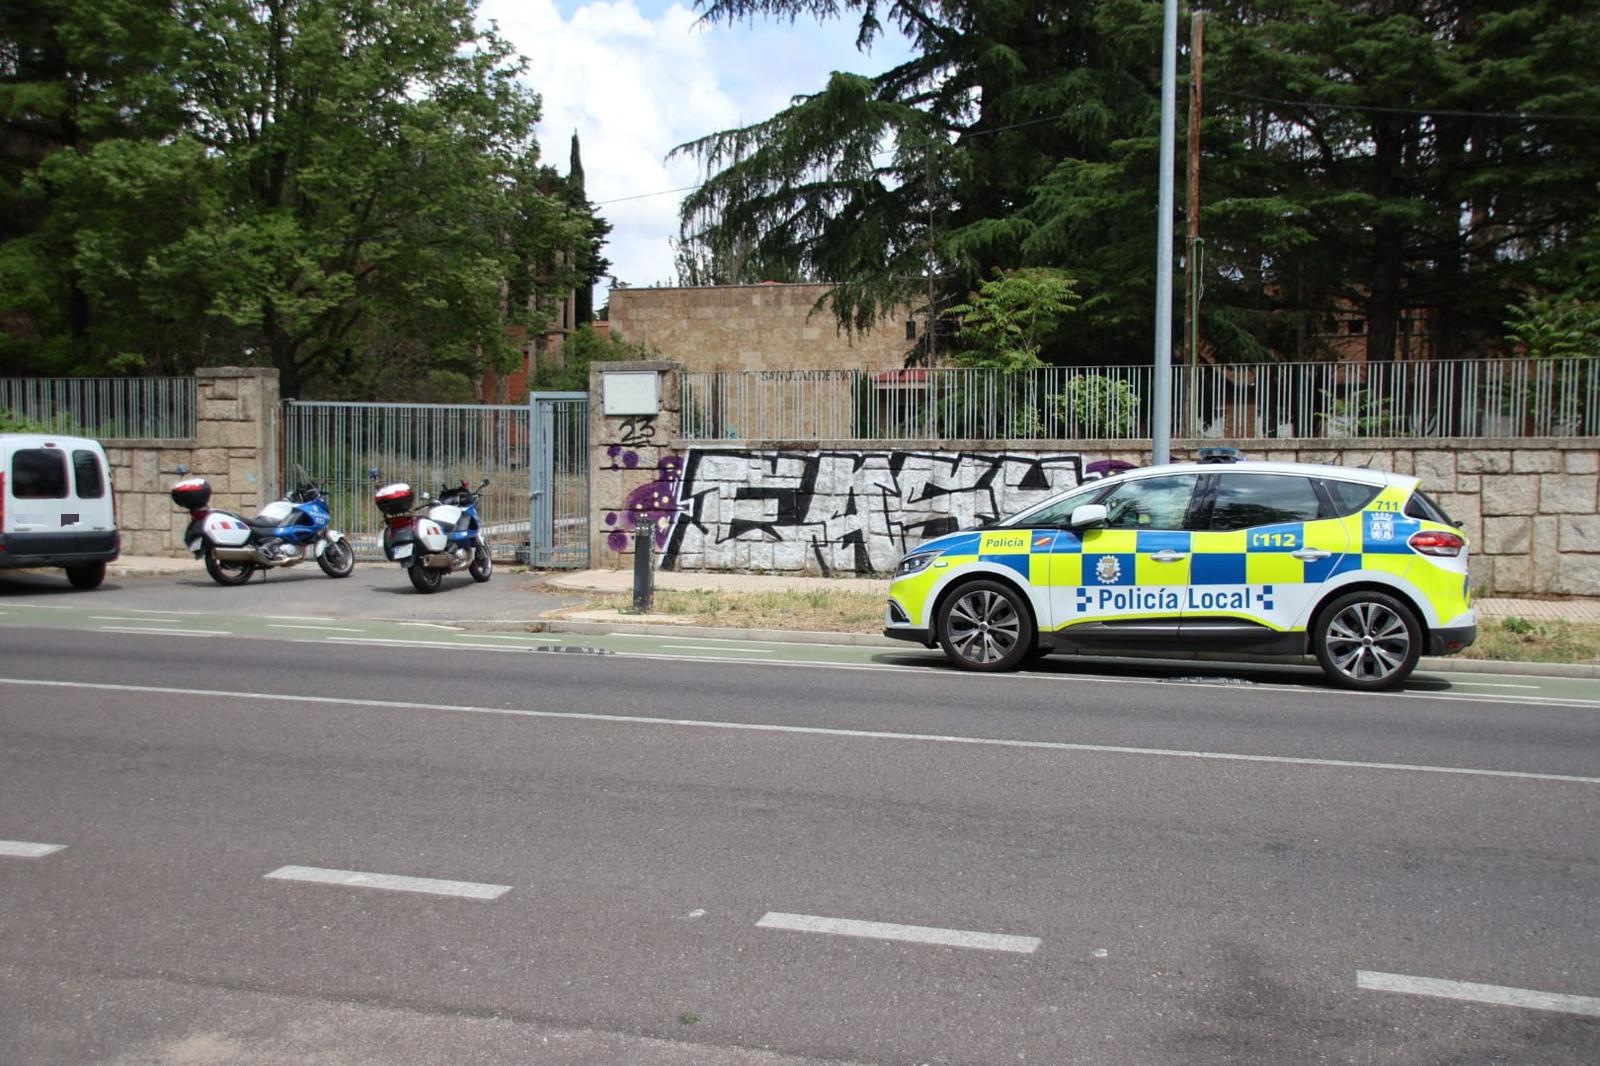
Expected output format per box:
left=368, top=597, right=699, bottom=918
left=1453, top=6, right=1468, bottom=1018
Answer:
left=905, top=320, right=917, bottom=341
left=1347, top=319, right=1365, bottom=336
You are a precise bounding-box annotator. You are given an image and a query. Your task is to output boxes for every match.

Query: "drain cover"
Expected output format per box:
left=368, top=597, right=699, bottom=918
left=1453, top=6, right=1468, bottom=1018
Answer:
left=1163, top=675, right=1255, bottom=686
left=529, top=645, right=615, bottom=656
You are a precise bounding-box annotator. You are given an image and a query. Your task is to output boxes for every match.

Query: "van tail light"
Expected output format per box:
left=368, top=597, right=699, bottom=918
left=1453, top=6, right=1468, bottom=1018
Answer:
left=1409, top=530, right=1465, bottom=557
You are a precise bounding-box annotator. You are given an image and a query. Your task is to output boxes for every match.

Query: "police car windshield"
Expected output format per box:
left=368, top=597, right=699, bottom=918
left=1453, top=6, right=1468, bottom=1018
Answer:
left=1000, top=482, right=1105, bottom=527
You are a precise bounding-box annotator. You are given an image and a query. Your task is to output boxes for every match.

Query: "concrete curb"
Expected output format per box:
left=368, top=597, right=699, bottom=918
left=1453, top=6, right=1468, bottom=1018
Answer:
left=534, top=617, right=1600, bottom=679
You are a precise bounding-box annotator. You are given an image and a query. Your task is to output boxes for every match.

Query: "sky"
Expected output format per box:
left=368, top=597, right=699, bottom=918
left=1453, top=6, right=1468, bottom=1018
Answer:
left=475, top=0, right=915, bottom=307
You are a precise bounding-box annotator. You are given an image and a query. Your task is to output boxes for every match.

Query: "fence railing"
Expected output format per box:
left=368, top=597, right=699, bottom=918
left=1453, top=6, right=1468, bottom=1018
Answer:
left=681, top=358, right=1600, bottom=442
left=0, top=376, right=197, bottom=439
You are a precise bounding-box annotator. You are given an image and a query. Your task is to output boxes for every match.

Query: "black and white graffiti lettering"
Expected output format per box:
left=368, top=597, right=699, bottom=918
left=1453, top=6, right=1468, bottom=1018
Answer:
left=661, top=448, right=1085, bottom=576
left=616, top=417, right=657, bottom=446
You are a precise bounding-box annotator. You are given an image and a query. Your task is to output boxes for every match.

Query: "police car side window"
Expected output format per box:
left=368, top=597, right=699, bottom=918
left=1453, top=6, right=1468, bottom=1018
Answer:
left=1005, top=483, right=1105, bottom=527
left=1209, top=473, right=1321, bottom=530
left=1099, top=474, right=1199, bottom=530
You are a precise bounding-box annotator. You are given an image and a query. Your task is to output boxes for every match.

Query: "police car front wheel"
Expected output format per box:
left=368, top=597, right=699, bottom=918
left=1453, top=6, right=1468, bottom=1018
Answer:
left=1313, top=591, right=1422, bottom=691
left=936, top=580, right=1036, bottom=672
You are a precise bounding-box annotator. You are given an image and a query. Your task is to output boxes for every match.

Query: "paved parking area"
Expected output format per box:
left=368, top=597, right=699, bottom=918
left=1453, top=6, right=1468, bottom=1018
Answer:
left=0, top=563, right=577, bottom=623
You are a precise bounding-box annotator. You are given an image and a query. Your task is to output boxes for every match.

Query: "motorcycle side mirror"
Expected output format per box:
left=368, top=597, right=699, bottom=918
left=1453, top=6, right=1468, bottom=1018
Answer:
left=478, top=478, right=489, bottom=489
left=422, top=491, right=433, bottom=502
left=367, top=467, right=379, bottom=480
left=176, top=465, right=189, bottom=476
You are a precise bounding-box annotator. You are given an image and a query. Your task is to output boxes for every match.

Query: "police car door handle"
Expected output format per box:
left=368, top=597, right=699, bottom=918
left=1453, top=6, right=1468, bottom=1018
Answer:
left=1149, top=549, right=1187, bottom=562
left=1291, top=548, right=1332, bottom=561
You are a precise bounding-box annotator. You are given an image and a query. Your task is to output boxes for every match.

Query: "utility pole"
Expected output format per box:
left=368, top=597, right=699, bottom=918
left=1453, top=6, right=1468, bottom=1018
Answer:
left=926, top=136, right=938, bottom=367
left=1184, top=11, right=1204, bottom=440
left=1151, top=0, right=1179, bottom=464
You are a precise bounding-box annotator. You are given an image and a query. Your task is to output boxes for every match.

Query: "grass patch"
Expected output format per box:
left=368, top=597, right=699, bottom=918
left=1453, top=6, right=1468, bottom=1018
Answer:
left=594, top=587, right=885, bottom=633
left=1466, top=617, right=1600, bottom=664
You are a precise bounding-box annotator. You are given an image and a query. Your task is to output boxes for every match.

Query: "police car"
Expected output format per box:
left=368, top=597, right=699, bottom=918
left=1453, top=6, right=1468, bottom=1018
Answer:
left=883, top=455, right=1476, bottom=690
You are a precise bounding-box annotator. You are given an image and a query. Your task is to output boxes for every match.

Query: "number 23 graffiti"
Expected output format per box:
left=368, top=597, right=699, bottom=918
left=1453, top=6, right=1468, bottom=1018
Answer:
left=617, top=417, right=656, bottom=446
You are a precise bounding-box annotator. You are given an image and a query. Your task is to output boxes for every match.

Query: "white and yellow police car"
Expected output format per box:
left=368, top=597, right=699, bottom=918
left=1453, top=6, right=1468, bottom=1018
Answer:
left=884, top=455, right=1476, bottom=689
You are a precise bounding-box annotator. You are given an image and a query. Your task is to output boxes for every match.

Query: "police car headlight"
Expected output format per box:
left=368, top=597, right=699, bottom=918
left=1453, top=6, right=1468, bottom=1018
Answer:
left=894, top=551, right=940, bottom=577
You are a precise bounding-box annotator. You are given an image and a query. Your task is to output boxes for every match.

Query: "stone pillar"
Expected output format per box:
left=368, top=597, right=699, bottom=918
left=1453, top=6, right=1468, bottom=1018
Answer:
left=588, top=361, right=682, bottom=570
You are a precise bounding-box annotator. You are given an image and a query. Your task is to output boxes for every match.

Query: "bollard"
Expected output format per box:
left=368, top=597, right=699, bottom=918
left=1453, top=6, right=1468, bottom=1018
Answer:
left=632, top=522, right=654, bottom=613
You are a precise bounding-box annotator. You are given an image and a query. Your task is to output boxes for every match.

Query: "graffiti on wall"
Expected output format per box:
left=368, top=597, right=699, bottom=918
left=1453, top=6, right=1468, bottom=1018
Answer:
left=637, top=448, right=1087, bottom=576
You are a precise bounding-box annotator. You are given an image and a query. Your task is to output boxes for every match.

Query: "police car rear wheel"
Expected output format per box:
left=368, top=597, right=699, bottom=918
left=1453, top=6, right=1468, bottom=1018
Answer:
left=937, top=580, right=1035, bottom=672
left=1313, top=591, right=1421, bottom=690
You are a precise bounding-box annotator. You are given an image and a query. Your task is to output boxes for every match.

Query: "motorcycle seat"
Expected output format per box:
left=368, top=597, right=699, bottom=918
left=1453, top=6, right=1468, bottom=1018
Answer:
left=248, top=516, right=283, bottom=533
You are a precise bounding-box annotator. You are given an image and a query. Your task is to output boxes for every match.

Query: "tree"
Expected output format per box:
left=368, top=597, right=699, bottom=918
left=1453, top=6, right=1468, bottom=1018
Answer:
left=1, top=0, right=604, bottom=396
left=531, top=323, right=652, bottom=391
left=946, top=267, right=1081, bottom=370
left=561, top=132, right=612, bottom=324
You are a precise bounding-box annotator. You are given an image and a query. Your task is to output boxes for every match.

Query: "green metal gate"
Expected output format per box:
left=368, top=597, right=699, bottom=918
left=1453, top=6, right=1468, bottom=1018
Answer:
left=528, top=391, right=590, bottom=568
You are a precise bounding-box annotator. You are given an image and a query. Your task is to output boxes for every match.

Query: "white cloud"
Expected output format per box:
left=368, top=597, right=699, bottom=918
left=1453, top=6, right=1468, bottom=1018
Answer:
left=476, top=0, right=913, bottom=303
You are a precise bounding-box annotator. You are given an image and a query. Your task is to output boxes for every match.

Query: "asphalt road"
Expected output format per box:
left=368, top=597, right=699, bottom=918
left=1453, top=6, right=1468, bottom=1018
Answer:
left=1, top=619, right=1598, bottom=1062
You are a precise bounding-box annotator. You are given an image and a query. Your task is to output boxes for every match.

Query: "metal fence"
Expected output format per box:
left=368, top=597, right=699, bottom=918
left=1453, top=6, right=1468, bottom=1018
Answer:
left=281, top=401, right=532, bottom=562
left=529, top=392, right=590, bottom=568
left=681, top=358, right=1600, bottom=442
left=0, top=376, right=197, bottom=439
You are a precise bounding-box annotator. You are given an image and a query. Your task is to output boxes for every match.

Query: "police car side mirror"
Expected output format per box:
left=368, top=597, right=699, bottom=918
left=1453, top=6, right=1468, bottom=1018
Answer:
left=1069, top=503, right=1108, bottom=529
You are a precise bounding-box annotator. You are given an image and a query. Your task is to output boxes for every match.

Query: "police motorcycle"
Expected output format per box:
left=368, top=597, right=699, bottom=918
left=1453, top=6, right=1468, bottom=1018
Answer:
left=171, top=465, right=356, bottom=586
left=369, top=469, right=492, bottom=593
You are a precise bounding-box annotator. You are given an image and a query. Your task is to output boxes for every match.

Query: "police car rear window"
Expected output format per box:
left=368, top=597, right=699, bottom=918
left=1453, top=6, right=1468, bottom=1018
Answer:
left=11, top=448, right=68, bottom=498
left=1321, top=479, right=1382, bottom=516
left=1405, top=490, right=1457, bottom=526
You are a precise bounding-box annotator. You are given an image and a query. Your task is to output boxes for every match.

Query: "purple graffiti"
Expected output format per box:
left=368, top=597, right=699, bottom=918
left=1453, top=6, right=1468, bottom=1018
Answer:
left=607, top=454, right=684, bottom=552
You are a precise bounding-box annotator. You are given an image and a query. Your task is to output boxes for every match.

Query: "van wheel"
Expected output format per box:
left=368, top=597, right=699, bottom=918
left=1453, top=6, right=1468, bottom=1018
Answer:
left=65, top=562, right=106, bottom=590
left=936, top=579, right=1035, bottom=672
left=204, top=548, right=255, bottom=587
left=1313, top=591, right=1421, bottom=690
left=408, top=563, right=443, bottom=593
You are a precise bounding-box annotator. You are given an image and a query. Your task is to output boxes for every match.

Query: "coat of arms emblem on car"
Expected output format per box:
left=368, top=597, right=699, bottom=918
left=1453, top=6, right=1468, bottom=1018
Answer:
left=1095, top=555, right=1122, bottom=584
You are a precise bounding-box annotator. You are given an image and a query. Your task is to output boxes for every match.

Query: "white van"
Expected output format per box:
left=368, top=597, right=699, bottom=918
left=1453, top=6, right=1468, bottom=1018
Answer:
left=0, top=433, right=119, bottom=589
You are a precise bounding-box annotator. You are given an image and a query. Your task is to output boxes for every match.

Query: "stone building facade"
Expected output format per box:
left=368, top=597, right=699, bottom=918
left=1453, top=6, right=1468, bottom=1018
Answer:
left=606, top=283, right=916, bottom=373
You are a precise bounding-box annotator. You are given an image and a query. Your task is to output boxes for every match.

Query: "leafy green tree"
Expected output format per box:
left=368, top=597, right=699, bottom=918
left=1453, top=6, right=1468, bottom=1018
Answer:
left=946, top=267, right=1081, bottom=370
left=561, top=133, right=612, bottom=324
left=531, top=323, right=653, bottom=391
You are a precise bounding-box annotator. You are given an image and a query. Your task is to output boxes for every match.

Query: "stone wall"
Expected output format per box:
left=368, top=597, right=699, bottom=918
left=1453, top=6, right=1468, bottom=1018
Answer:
left=606, top=284, right=915, bottom=373
left=588, top=379, right=1600, bottom=594
left=102, top=368, right=279, bottom=556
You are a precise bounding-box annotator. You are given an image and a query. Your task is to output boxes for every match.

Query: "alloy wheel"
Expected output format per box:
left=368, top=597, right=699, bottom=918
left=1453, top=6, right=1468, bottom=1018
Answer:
left=1324, top=601, right=1412, bottom=683
left=945, top=588, right=1023, bottom=666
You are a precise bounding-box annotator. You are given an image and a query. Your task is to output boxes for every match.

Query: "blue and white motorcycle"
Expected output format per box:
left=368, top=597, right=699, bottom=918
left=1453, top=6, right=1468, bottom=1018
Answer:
left=171, top=465, right=356, bottom=586
left=370, top=470, right=492, bottom=593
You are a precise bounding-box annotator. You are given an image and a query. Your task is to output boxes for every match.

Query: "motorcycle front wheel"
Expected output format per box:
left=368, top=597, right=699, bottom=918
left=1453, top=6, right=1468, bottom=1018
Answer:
left=408, top=563, right=444, bottom=593
left=318, top=536, right=355, bottom=578
left=204, top=547, right=255, bottom=586
left=469, top=543, right=492, bottom=583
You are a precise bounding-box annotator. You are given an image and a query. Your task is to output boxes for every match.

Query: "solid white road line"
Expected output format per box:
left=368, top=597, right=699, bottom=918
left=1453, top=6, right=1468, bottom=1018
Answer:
left=97, top=626, right=222, bottom=637
left=0, top=840, right=67, bottom=858
left=1357, top=970, right=1600, bottom=1018
left=5, top=676, right=1594, bottom=787
left=660, top=643, right=775, bottom=654
left=265, top=865, right=510, bottom=900
left=757, top=911, right=1040, bottom=954
left=92, top=616, right=182, bottom=623
left=266, top=624, right=364, bottom=633
left=0, top=602, right=71, bottom=609
left=264, top=615, right=338, bottom=622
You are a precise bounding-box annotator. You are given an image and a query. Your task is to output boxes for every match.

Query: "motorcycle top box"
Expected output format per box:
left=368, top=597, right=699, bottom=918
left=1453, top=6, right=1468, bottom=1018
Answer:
left=170, top=477, right=212, bottom=511
left=374, top=483, right=415, bottom=516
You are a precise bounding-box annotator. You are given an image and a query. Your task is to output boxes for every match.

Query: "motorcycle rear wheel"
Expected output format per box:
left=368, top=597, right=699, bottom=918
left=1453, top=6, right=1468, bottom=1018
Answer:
left=204, top=547, right=255, bottom=586
left=408, top=563, right=444, bottom=593
left=318, top=536, right=355, bottom=578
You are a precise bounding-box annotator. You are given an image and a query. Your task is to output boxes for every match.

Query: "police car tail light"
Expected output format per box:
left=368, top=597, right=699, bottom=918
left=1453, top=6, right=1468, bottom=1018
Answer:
left=1408, top=530, right=1464, bottom=557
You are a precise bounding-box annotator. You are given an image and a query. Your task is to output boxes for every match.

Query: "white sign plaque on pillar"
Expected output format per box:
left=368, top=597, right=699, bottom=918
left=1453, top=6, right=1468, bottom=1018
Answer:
left=602, top=371, right=660, bottom=416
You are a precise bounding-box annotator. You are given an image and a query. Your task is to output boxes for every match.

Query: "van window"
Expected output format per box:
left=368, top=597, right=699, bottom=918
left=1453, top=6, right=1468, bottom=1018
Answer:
left=73, top=449, right=105, bottom=498
left=12, top=448, right=69, bottom=498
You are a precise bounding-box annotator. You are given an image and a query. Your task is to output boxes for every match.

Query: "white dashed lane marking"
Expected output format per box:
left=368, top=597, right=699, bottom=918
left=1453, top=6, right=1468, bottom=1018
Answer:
left=757, top=911, right=1041, bottom=954
left=0, top=840, right=67, bottom=858
left=1357, top=970, right=1600, bottom=1018
left=264, top=864, right=510, bottom=900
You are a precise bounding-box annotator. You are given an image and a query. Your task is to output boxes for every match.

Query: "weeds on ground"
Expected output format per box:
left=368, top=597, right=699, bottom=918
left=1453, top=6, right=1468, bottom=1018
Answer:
left=597, top=588, right=884, bottom=633
left=1466, top=617, right=1600, bottom=664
